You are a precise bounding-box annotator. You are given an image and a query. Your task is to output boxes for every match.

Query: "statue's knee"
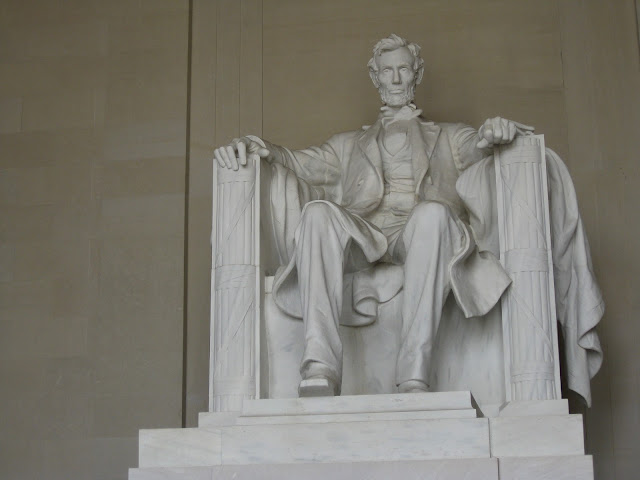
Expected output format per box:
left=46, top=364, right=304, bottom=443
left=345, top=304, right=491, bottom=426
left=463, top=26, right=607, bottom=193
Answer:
left=300, top=201, right=335, bottom=228
left=409, top=202, right=450, bottom=231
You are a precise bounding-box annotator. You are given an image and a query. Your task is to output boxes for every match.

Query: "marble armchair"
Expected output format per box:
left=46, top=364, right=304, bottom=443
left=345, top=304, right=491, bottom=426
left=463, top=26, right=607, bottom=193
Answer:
left=209, top=135, right=601, bottom=414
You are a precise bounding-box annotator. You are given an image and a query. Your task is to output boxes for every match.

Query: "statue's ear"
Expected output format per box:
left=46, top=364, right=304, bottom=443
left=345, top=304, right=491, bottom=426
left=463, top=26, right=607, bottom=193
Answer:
left=369, top=68, right=380, bottom=88
left=415, top=65, right=424, bottom=85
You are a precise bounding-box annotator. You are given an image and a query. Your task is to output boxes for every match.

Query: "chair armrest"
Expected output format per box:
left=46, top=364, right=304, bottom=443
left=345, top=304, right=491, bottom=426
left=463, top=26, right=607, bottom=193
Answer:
left=494, top=134, right=562, bottom=402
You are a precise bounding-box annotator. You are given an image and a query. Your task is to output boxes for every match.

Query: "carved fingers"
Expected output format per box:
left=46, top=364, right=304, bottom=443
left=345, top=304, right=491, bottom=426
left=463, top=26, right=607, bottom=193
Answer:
left=477, top=117, right=534, bottom=149
left=213, top=137, right=270, bottom=170
left=213, top=144, right=234, bottom=169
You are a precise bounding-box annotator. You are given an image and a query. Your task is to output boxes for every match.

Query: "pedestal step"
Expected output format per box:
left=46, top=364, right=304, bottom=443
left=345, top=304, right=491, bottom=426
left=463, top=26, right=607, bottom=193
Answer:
left=199, top=390, right=479, bottom=427
left=130, top=458, right=499, bottom=480
left=233, top=408, right=478, bottom=425
left=239, top=390, right=479, bottom=417
left=129, top=455, right=594, bottom=480
left=221, top=417, right=490, bottom=465
left=132, top=393, right=591, bottom=480
left=139, top=417, right=490, bottom=468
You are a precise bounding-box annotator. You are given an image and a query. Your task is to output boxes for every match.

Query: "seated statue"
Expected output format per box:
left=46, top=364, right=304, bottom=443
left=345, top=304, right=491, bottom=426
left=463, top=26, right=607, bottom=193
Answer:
left=213, top=34, right=603, bottom=401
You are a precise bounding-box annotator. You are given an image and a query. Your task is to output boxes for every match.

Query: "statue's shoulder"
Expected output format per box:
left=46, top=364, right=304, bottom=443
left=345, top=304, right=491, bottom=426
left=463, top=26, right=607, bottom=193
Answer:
left=325, top=128, right=364, bottom=146
left=430, top=122, right=478, bottom=145
left=432, top=121, right=473, bottom=132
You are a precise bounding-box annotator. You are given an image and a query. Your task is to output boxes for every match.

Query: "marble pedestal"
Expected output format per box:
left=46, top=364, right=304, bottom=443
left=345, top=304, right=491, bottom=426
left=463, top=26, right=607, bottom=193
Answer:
left=129, top=392, right=593, bottom=480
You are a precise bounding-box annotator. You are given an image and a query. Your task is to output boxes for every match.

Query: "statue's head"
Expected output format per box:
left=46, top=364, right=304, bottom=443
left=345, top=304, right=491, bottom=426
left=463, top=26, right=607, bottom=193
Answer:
left=367, top=34, right=424, bottom=107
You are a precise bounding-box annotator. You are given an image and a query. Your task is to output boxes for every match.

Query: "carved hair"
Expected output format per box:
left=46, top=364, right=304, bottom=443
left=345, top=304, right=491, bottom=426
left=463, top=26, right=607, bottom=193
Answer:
left=367, top=34, right=424, bottom=87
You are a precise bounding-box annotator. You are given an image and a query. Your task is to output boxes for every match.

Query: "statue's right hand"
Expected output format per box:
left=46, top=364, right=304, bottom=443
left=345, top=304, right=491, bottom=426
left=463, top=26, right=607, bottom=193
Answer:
left=213, top=136, right=271, bottom=171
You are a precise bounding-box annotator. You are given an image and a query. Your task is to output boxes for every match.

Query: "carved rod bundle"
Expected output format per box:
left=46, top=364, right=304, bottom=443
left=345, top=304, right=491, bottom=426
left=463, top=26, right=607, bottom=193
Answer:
left=210, top=158, right=261, bottom=412
left=494, top=135, right=562, bottom=401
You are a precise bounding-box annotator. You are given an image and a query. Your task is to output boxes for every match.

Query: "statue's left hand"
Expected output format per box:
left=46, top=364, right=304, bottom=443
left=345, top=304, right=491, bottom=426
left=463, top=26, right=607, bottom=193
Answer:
left=213, top=136, right=271, bottom=171
left=477, top=117, right=534, bottom=149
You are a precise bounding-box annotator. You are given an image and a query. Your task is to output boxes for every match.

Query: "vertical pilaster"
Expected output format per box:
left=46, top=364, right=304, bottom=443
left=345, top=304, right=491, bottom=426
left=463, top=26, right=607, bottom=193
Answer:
left=209, top=0, right=263, bottom=412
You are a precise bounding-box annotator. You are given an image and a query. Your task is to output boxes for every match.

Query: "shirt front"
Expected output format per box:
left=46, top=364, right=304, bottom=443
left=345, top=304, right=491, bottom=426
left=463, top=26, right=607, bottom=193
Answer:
left=365, top=120, right=418, bottom=261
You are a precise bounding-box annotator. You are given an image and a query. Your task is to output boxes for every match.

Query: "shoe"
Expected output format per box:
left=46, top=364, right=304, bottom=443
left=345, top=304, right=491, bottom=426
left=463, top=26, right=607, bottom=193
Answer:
left=298, top=361, right=341, bottom=397
left=298, top=375, right=339, bottom=397
left=398, top=379, right=429, bottom=393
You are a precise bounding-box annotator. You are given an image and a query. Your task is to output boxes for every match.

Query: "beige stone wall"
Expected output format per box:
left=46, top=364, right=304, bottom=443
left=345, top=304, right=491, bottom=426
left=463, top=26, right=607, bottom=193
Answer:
left=262, top=0, right=568, bottom=157
left=0, top=1, right=189, bottom=479
left=2, top=0, right=639, bottom=479
left=560, top=1, right=640, bottom=478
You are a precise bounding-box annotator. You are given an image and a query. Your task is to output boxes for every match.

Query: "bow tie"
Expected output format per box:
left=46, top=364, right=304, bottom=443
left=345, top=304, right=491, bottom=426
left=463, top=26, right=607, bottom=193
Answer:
left=380, top=103, right=423, bottom=127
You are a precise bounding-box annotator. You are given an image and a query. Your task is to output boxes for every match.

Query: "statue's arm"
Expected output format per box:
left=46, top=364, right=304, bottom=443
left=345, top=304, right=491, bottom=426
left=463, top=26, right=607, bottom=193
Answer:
left=213, top=134, right=343, bottom=189
left=450, top=117, right=535, bottom=171
left=449, top=124, right=490, bottom=171
left=213, top=135, right=274, bottom=170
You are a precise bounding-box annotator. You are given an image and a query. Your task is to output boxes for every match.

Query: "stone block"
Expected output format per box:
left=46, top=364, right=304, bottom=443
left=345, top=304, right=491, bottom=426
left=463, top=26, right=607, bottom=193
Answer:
left=0, top=97, right=22, bottom=133
left=242, top=391, right=478, bottom=417
left=129, top=466, right=213, bottom=480
left=197, top=412, right=239, bottom=428
left=12, top=237, right=90, bottom=281
left=0, top=205, right=54, bottom=242
left=91, top=393, right=182, bottom=438
left=222, top=417, right=490, bottom=465
left=139, top=428, right=221, bottom=468
left=498, top=399, right=569, bottom=417
left=498, top=455, right=593, bottom=480
left=48, top=161, right=93, bottom=205
left=234, top=408, right=478, bottom=426
left=131, top=458, right=499, bottom=480
left=99, top=194, right=185, bottom=237
left=0, top=129, right=101, bottom=169
left=0, top=58, right=106, bottom=98
left=489, top=414, right=584, bottom=458
left=0, top=243, right=14, bottom=282
left=105, top=77, right=186, bottom=127
left=0, top=305, right=87, bottom=360
left=0, top=21, right=107, bottom=62
left=0, top=278, right=52, bottom=309
left=94, top=157, right=185, bottom=198
left=0, top=167, right=53, bottom=207
left=102, top=120, right=186, bottom=162
left=21, top=89, right=96, bottom=132
left=108, top=12, right=188, bottom=54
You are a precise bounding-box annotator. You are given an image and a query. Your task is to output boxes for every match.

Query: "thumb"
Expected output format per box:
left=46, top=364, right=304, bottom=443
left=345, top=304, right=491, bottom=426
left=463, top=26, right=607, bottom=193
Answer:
left=476, top=138, right=490, bottom=149
left=256, top=147, right=270, bottom=158
left=513, top=121, right=535, bottom=134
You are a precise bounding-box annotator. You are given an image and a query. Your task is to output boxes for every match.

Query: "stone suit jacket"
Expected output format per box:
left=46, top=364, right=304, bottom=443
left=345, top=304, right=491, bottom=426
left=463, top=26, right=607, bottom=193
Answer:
left=262, top=117, right=512, bottom=321
left=253, top=120, right=603, bottom=406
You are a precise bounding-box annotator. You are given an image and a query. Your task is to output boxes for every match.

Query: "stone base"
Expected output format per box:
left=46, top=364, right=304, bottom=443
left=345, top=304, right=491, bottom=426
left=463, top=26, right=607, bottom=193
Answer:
left=130, top=458, right=500, bottom=480
left=130, top=392, right=593, bottom=479
left=129, top=456, right=595, bottom=480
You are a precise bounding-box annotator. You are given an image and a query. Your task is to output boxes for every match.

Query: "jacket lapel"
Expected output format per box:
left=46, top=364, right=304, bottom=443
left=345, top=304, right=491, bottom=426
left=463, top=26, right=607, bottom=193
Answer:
left=357, top=120, right=384, bottom=179
left=410, top=120, right=441, bottom=191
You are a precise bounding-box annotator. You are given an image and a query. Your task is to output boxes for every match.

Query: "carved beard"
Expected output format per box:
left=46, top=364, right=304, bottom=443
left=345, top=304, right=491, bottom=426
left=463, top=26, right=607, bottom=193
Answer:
left=378, top=82, right=416, bottom=107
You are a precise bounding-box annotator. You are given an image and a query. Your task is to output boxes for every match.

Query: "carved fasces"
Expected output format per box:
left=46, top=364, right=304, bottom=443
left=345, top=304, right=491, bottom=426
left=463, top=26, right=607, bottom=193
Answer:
left=494, top=135, right=561, bottom=401
left=210, top=158, right=261, bottom=412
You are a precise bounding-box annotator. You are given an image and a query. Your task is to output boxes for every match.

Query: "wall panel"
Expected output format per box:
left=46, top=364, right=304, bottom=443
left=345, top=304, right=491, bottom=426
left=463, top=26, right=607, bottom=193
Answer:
left=262, top=0, right=567, bottom=160
left=185, top=0, right=263, bottom=425
left=0, top=1, right=190, bottom=479
left=560, top=1, right=640, bottom=478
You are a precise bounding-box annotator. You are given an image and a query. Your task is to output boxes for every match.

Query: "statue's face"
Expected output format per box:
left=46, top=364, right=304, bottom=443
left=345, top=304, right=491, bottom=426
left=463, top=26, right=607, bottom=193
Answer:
left=374, top=47, right=417, bottom=107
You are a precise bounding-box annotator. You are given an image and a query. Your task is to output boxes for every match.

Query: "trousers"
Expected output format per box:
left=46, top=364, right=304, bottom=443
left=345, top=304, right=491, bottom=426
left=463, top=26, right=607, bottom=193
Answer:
left=295, top=199, right=464, bottom=387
